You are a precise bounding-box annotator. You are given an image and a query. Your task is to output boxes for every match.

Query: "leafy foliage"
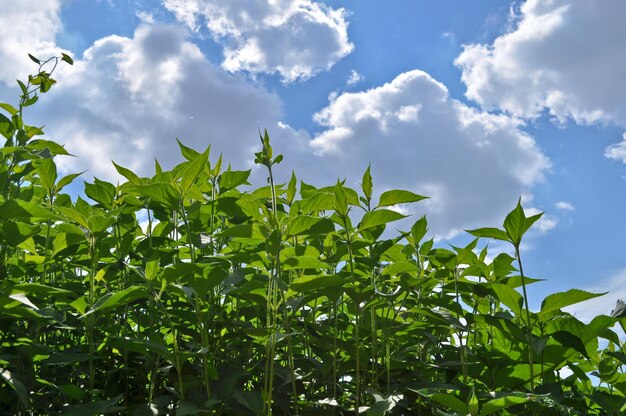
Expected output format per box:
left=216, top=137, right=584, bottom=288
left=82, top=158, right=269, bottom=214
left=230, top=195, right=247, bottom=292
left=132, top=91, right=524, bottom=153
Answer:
left=0, top=56, right=624, bottom=416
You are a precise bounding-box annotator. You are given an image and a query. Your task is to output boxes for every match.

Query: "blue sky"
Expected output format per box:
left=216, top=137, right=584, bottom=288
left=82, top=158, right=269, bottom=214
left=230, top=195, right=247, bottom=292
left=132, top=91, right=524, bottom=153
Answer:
left=1, top=0, right=626, bottom=317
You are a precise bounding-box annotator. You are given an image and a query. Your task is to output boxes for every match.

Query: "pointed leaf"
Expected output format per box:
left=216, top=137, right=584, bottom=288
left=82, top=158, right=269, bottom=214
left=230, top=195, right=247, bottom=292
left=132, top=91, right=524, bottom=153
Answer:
left=218, top=170, right=250, bottom=193
left=287, top=171, right=297, bottom=204
left=112, top=161, right=142, bottom=185
left=180, top=149, right=209, bottom=196
left=0, top=368, right=29, bottom=409
left=491, top=283, right=523, bottom=316
left=176, top=138, right=201, bottom=161
left=56, top=171, right=84, bottom=192
left=359, top=209, right=406, bottom=231
left=290, top=274, right=346, bottom=293
left=540, top=289, right=605, bottom=319
left=84, top=286, right=149, bottom=316
left=287, top=216, right=334, bottom=236
left=0, top=113, right=15, bottom=139
left=61, top=53, right=74, bottom=65
left=376, top=189, right=427, bottom=208
left=466, top=227, right=509, bottom=242
left=361, top=164, right=373, bottom=200
left=0, top=199, right=56, bottom=220
left=480, top=395, right=530, bottom=415
left=551, top=330, right=590, bottom=359
left=282, top=256, right=331, bottom=271
left=334, top=182, right=348, bottom=216
left=411, top=216, right=428, bottom=245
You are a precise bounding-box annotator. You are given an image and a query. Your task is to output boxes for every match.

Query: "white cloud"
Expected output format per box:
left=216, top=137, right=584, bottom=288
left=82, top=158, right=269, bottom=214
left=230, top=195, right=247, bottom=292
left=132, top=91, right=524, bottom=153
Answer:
left=524, top=206, right=557, bottom=233
left=136, top=10, right=156, bottom=24
left=455, top=0, right=626, bottom=127
left=27, top=24, right=304, bottom=180
left=555, top=201, right=574, bottom=211
left=0, top=0, right=67, bottom=85
left=163, top=0, right=353, bottom=83
left=308, top=70, right=550, bottom=236
left=0, top=4, right=552, bottom=239
left=605, top=132, right=626, bottom=163
left=347, top=70, right=363, bottom=86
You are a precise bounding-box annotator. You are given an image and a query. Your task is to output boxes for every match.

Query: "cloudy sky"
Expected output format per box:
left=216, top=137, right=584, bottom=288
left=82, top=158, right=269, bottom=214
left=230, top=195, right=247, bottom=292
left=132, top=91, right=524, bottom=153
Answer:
left=1, top=0, right=625, bottom=314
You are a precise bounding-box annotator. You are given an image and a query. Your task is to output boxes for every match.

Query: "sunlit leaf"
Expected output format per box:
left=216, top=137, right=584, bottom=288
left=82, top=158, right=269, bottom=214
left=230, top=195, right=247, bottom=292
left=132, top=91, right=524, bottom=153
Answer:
left=376, top=189, right=427, bottom=208
left=359, top=209, right=406, bottom=231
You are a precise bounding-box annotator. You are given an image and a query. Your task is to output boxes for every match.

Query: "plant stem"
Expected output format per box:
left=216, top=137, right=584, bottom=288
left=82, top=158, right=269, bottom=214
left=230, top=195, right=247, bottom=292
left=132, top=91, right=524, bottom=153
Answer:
left=515, top=245, right=534, bottom=391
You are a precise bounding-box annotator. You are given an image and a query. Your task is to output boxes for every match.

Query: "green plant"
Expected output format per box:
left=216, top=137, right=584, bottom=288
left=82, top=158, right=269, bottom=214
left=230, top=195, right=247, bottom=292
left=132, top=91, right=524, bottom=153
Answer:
left=0, top=56, right=624, bottom=415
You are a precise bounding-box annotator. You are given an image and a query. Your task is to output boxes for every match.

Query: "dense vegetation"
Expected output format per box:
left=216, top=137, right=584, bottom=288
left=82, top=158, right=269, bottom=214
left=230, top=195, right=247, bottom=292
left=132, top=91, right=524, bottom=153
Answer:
left=0, top=56, right=625, bottom=415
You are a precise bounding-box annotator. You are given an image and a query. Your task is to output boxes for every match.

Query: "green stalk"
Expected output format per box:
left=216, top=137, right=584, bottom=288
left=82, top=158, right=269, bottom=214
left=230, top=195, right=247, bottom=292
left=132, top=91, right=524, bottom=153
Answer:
left=454, top=266, right=468, bottom=383
left=343, top=217, right=360, bottom=415
left=515, top=245, right=534, bottom=391
left=87, top=233, right=97, bottom=395
left=263, top=161, right=281, bottom=416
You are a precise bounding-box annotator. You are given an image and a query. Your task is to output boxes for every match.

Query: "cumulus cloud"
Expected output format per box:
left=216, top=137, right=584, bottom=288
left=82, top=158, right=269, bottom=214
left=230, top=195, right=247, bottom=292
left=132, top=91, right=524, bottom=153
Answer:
left=555, top=201, right=574, bottom=211
left=455, top=0, right=626, bottom=127
left=524, top=206, right=557, bottom=233
left=308, top=70, right=550, bottom=236
left=0, top=0, right=66, bottom=85
left=28, top=24, right=306, bottom=180
left=605, top=132, right=626, bottom=163
left=0, top=3, right=552, bottom=239
left=347, top=70, right=363, bottom=86
left=162, top=0, right=353, bottom=82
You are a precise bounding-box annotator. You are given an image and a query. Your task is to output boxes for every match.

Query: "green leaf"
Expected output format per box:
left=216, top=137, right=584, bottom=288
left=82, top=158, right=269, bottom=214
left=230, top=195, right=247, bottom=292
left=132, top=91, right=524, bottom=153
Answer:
left=176, top=138, right=201, bottom=161
left=233, top=390, right=263, bottom=416
left=290, top=274, right=346, bottom=293
left=56, top=171, right=83, bottom=192
left=84, top=178, right=116, bottom=208
left=112, top=161, right=142, bottom=185
left=0, top=103, right=18, bottom=116
left=135, top=183, right=180, bottom=209
left=540, top=289, right=606, bottom=319
left=480, top=395, right=530, bottom=415
left=468, top=388, right=479, bottom=416
left=28, top=53, right=40, bottom=64
left=551, top=330, right=590, bottom=359
left=61, top=395, right=122, bottom=416
left=0, top=367, right=29, bottom=409
left=282, top=256, right=331, bottom=271
left=163, top=262, right=230, bottom=296
left=376, top=189, right=427, bottom=208
left=422, top=393, right=467, bottom=414
left=300, top=192, right=335, bottom=213
left=491, top=283, right=523, bottom=316
left=466, top=227, right=509, bottom=242
left=10, top=283, right=74, bottom=300
left=84, top=286, right=150, bottom=316
left=359, top=209, right=406, bottom=231
left=0, top=221, right=40, bottom=247
left=286, top=171, right=297, bottom=204
left=334, top=182, right=348, bottom=216
left=411, top=216, right=428, bottom=245
left=56, top=207, right=89, bottom=228
left=503, top=199, right=542, bottom=246
left=362, top=164, right=373, bottom=200
left=0, top=199, right=56, bottom=221
left=61, top=53, right=74, bottom=65
left=180, top=148, right=209, bottom=196
left=0, top=113, right=15, bottom=139
left=29, top=139, right=71, bottom=156
left=286, top=216, right=334, bottom=236
left=218, top=170, right=250, bottom=193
